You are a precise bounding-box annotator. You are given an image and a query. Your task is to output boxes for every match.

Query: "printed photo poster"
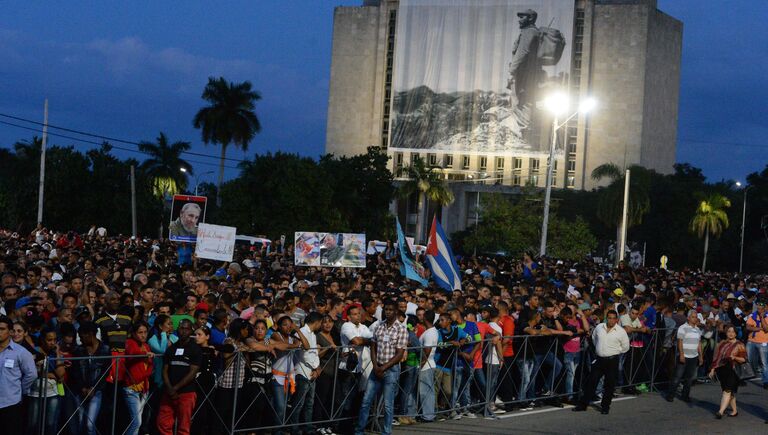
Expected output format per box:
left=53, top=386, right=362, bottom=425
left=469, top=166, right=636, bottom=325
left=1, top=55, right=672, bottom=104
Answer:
left=195, top=223, right=236, bottom=262
left=390, top=0, right=575, bottom=156
left=169, top=195, right=207, bottom=242
left=294, top=232, right=366, bottom=268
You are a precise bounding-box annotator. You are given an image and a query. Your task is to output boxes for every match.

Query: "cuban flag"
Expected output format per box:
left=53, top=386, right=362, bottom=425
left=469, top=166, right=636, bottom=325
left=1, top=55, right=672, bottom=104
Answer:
left=426, top=216, right=461, bottom=292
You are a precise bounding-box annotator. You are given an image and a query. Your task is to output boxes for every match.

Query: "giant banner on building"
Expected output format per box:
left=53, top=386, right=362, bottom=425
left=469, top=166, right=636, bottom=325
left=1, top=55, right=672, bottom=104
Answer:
left=294, top=232, right=366, bottom=268
left=390, top=0, right=575, bottom=155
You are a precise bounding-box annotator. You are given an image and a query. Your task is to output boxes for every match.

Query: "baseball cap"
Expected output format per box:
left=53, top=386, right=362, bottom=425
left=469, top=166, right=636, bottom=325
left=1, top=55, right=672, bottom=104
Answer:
left=613, top=288, right=624, bottom=297
left=578, top=302, right=592, bottom=311
left=15, top=297, right=33, bottom=310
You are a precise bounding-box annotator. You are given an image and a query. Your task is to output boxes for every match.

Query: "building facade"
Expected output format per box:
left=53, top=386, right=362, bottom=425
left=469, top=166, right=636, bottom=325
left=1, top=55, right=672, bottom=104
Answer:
left=325, top=0, right=682, bottom=236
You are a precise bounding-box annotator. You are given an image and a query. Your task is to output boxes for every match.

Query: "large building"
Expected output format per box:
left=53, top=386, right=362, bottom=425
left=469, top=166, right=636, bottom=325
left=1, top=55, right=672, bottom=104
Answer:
left=325, top=0, right=682, bottom=235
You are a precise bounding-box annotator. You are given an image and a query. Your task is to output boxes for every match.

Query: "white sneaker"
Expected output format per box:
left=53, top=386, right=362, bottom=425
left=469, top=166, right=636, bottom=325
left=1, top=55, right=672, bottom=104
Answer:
left=392, top=419, right=401, bottom=426
left=451, top=411, right=462, bottom=420
left=462, top=410, right=477, bottom=418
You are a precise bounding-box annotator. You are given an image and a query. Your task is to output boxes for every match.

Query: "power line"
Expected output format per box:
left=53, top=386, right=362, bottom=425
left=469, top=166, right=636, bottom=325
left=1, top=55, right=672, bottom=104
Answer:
left=678, top=138, right=768, bottom=149
left=0, top=111, right=247, bottom=163
left=0, top=119, right=240, bottom=170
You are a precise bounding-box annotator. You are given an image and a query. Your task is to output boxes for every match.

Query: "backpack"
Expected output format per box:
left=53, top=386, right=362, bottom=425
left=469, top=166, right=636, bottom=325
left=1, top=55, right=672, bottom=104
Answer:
left=537, top=27, right=566, bottom=66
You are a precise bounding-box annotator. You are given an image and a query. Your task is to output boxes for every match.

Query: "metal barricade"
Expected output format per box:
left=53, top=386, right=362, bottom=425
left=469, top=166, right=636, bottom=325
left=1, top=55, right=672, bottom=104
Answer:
left=38, top=327, right=688, bottom=435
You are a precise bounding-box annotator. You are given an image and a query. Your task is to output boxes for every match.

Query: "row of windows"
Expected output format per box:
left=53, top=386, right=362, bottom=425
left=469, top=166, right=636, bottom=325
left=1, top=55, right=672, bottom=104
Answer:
left=397, top=153, right=569, bottom=174
left=381, top=9, right=397, bottom=148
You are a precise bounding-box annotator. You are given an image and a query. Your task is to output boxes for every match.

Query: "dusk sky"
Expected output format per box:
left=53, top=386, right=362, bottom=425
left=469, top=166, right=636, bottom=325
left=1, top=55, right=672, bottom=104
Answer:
left=1, top=0, right=767, bottom=185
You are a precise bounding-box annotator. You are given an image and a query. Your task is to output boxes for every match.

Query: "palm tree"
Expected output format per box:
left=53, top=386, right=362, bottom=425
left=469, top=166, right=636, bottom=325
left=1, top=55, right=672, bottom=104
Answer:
left=193, top=76, right=261, bottom=206
left=398, top=156, right=454, bottom=243
left=138, top=132, right=193, bottom=198
left=591, top=163, right=652, bottom=260
left=690, top=194, right=730, bottom=271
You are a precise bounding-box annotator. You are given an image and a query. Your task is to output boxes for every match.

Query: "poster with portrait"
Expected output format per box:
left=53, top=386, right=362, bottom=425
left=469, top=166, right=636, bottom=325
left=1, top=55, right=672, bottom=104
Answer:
left=390, top=0, right=574, bottom=156
left=195, top=223, right=236, bottom=262
left=294, top=232, right=366, bottom=268
left=169, top=195, right=207, bottom=242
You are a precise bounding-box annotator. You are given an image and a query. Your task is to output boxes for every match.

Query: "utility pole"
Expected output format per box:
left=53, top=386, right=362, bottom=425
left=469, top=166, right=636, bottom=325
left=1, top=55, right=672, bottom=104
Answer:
left=618, top=169, right=630, bottom=263
left=37, top=99, right=49, bottom=224
left=539, top=115, right=558, bottom=257
left=131, top=164, right=137, bottom=237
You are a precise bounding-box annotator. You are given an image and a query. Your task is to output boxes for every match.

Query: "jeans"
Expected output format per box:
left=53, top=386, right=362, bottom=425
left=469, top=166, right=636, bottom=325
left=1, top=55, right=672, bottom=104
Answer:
left=71, top=390, right=102, bottom=435
left=291, top=374, right=316, bottom=434
left=27, top=395, right=61, bottom=435
left=454, top=365, right=473, bottom=409
left=747, top=341, right=768, bottom=385
left=471, top=368, right=487, bottom=412
left=667, top=356, right=699, bottom=400
left=564, top=351, right=581, bottom=396
left=271, top=380, right=289, bottom=435
left=355, top=366, right=399, bottom=435
left=617, top=352, right=626, bottom=387
left=398, top=365, right=418, bottom=416
left=517, top=358, right=535, bottom=400
left=487, top=364, right=500, bottom=403
left=533, top=352, right=563, bottom=393
left=123, top=388, right=148, bottom=435
left=418, top=368, right=436, bottom=421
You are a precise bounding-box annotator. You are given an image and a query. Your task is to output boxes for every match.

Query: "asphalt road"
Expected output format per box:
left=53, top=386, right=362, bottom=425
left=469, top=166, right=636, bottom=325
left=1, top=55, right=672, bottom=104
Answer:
left=393, top=381, right=768, bottom=435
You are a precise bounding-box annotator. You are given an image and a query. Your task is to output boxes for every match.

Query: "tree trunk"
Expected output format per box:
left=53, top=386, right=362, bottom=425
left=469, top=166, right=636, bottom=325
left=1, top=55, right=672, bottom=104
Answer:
left=701, top=231, right=709, bottom=271
left=415, top=192, right=426, bottom=244
left=216, top=144, right=227, bottom=207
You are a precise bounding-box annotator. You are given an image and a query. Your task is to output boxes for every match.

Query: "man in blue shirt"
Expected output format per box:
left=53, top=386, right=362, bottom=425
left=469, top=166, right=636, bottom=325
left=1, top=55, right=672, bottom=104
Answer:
left=434, top=313, right=468, bottom=419
left=450, top=308, right=481, bottom=418
left=0, top=315, right=38, bottom=435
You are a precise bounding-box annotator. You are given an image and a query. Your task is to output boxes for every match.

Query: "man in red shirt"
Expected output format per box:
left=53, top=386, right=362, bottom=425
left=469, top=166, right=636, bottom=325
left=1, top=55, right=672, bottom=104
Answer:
left=496, top=301, right=516, bottom=409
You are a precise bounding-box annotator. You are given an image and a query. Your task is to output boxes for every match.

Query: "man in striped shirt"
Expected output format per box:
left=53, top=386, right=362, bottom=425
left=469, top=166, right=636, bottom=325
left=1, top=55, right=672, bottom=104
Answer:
left=665, top=310, right=703, bottom=402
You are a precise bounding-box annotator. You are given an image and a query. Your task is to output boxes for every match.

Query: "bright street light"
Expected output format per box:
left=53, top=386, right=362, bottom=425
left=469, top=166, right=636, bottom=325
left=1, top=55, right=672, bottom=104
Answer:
left=735, top=181, right=742, bottom=187
left=578, top=97, right=597, bottom=114
left=180, top=167, right=187, bottom=173
left=543, top=92, right=570, bottom=116
left=540, top=94, right=597, bottom=257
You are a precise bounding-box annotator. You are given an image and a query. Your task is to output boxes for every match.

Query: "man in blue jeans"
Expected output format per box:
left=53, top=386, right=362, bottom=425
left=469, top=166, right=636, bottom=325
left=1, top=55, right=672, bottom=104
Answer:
left=355, top=299, right=408, bottom=435
left=745, top=300, right=768, bottom=388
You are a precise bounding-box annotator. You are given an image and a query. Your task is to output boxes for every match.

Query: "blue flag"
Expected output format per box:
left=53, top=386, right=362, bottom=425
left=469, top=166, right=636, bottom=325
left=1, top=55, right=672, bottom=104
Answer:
left=396, top=218, right=428, bottom=286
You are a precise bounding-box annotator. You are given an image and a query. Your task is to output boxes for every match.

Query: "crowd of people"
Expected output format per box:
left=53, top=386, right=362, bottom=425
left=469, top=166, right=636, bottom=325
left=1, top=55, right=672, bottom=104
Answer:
left=1, top=226, right=767, bottom=435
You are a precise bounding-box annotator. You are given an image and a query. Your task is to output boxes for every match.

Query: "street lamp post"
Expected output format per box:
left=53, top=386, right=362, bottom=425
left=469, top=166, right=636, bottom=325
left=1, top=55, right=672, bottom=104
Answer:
left=735, top=181, right=752, bottom=273
left=539, top=94, right=596, bottom=257
left=194, top=171, right=214, bottom=196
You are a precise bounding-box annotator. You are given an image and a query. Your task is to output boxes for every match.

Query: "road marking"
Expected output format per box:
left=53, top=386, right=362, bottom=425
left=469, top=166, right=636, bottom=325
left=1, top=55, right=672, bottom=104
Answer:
left=496, top=396, right=637, bottom=419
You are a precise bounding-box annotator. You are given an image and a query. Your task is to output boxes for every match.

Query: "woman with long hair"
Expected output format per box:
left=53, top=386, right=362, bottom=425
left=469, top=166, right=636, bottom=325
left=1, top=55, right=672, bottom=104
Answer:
left=191, top=325, right=218, bottom=435
left=147, top=314, right=177, bottom=430
left=215, top=319, right=251, bottom=434
left=314, top=314, right=340, bottom=434
left=709, top=325, right=747, bottom=418
left=123, top=321, right=154, bottom=435
left=242, top=318, right=276, bottom=432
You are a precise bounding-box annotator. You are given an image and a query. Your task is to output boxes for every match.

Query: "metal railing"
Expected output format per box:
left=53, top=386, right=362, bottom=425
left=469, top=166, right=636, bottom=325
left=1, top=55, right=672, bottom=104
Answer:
left=30, top=327, right=699, bottom=435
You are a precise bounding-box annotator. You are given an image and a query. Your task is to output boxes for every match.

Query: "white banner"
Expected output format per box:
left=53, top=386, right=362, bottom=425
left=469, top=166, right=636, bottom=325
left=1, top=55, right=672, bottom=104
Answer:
left=195, top=223, right=236, bottom=262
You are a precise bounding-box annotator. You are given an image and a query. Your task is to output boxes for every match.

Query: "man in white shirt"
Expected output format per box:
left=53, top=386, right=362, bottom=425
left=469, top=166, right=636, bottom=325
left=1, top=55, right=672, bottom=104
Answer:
left=665, top=310, right=703, bottom=403
left=573, top=309, right=629, bottom=414
left=293, top=312, right=323, bottom=434
left=418, top=310, right=439, bottom=422
left=338, top=305, right=373, bottom=420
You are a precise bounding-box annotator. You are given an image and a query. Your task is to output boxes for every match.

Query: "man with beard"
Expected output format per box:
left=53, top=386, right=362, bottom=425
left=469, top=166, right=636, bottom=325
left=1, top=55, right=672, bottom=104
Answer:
left=169, top=203, right=201, bottom=240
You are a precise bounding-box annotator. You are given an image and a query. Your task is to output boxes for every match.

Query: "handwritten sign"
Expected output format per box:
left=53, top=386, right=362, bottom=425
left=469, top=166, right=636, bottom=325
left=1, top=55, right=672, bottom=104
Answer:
left=195, top=223, right=236, bottom=262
